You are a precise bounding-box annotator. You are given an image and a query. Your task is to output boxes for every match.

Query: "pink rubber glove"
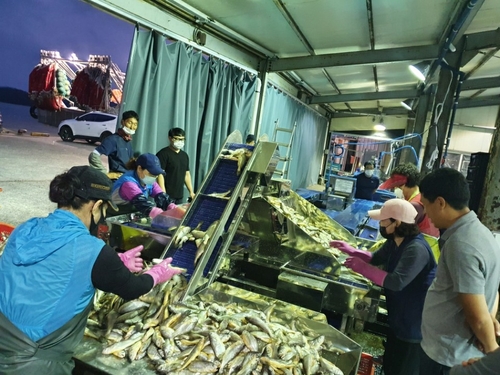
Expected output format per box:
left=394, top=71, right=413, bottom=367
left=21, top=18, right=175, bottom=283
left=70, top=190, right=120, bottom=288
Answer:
left=344, top=257, right=387, bottom=286
left=166, top=203, right=177, bottom=211
left=117, top=245, right=144, bottom=272
left=144, top=257, right=183, bottom=286
left=330, top=240, right=373, bottom=262
left=149, top=207, right=164, bottom=219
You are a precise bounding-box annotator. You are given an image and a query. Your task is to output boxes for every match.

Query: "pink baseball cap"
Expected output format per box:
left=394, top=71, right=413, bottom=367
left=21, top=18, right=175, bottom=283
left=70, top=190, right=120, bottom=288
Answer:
left=368, top=198, right=417, bottom=224
left=379, top=174, right=408, bottom=190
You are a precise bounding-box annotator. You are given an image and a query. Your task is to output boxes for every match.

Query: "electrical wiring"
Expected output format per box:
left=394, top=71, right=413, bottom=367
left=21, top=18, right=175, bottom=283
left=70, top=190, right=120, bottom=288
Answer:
left=425, top=69, right=454, bottom=170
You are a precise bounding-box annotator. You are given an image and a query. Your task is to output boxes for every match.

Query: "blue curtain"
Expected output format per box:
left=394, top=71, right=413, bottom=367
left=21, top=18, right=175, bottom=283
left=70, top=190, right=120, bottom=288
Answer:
left=260, top=84, right=328, bottom=189
left=120, top=29, right=257, bottom=194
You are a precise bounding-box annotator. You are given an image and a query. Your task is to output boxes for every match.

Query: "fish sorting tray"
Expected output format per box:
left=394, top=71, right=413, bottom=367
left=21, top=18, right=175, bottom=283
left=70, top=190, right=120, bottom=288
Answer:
left=74, top=280, right=361, bottom=375
left=197, top=282, right=362, bottom=375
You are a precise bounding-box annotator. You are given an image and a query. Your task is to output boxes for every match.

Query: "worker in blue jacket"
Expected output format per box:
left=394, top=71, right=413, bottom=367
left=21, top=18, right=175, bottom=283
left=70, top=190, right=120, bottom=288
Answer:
left=0, top=166, right=182, bottom=374
left=89, top=110, right=139, bottom=179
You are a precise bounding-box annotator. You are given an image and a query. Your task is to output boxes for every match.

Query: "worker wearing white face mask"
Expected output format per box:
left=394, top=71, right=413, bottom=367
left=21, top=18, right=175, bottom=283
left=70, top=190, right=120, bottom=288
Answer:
left=354, top=161, right=380, bottom=200
left=156, top=128, right=195, bottom=204
left=89, top=110, right=139, bottom=180
left=111, top=153, right=176, bottom=218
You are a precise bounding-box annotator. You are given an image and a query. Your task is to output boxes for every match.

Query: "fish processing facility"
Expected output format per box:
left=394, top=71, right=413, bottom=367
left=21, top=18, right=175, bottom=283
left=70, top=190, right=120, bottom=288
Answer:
left=5, top=0, right=500, bottom=374
left=72, top=133, right=385, bottom=375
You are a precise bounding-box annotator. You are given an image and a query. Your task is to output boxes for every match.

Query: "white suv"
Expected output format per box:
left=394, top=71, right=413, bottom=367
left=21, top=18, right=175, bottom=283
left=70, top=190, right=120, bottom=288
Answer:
left=58, top=112, right=117, bottom=144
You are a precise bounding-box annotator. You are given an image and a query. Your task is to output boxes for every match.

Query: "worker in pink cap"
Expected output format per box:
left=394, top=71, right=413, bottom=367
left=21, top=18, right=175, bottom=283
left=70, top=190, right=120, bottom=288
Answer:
left=331, top=198, right=437, bottom=375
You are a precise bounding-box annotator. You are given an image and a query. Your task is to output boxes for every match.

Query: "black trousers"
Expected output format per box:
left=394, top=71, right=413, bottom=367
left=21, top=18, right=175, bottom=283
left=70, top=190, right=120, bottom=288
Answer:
left=383, top=332, right=421, bottom=375
left=419, top=346, right=451, bottom=375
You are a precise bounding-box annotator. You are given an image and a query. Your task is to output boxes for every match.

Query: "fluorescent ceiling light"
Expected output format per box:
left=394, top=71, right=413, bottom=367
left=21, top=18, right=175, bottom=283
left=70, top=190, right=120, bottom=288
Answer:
left=409, top=61, right=431, bottom=82
left=374, top=124, right=386, bottom=131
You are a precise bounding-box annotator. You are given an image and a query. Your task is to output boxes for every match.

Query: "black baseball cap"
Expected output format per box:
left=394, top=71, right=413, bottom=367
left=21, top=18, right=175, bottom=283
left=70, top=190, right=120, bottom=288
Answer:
left=69, top=166, right=118, bottom=211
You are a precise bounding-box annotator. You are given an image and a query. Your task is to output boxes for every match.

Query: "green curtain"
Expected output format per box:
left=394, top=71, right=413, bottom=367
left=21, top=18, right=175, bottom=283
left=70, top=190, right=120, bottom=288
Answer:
left=260, top=84, right=328, bottom=189
left=195, top=60, right=257, bottom=187
left=120, top=29, right=323, bottom=193
left=120, top=29, right=257, bottom=195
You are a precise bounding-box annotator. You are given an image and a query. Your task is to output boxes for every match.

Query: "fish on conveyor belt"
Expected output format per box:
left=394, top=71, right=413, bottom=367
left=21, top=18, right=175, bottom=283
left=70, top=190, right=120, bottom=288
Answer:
left=172, top=222, right=202, bottom=248
left=221, top=148, right=253, bottom=176
left=207, top=189, right=232, bottom=199
left=194, top=220, right=220, bottom=266
left=86, top=272, right=346, bottom=375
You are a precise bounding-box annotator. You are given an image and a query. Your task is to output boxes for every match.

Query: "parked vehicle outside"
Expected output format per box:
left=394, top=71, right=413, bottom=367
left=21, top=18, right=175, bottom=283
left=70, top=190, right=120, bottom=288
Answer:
left=58, top=111, right=116, bottom=143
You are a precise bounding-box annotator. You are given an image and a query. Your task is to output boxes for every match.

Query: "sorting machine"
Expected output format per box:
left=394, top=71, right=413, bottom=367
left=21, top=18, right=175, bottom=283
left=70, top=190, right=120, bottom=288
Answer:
left=89, top=134, right=386, bottom=374
left=218, top=188, right=382, bottom=332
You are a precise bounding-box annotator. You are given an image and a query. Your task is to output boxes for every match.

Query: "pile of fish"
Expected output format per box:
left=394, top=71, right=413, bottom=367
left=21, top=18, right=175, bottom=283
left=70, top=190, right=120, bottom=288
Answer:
left=171, top=220, right=220, bottom=266
left=264, top=192, right=357, bottom=253
left=86, top=275, right=344, bottom=374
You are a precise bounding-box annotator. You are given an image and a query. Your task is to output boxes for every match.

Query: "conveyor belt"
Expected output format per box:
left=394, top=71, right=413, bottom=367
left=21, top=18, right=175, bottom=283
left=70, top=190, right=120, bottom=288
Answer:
left=162, top=149, right=250, bottom=278
left=160, top=139, right=280, bottom=301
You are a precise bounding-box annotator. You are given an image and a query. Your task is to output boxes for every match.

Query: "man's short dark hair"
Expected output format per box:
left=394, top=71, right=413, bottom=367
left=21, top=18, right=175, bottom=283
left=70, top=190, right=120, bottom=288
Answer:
left=420, top=168, right=470, bottom=210
left=392, top=163, right=420, bottom=188
left=364, top=161, right=374, bottom=168
left=169, top=128, right=185, bottom=138
left=246, top=134, right=256, bottom=144
left=122, top=110, right=139, bottom=121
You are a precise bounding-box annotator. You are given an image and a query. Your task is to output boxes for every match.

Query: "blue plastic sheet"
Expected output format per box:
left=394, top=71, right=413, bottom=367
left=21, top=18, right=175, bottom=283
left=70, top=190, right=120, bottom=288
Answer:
left=330, top=200, right=381, bottom=235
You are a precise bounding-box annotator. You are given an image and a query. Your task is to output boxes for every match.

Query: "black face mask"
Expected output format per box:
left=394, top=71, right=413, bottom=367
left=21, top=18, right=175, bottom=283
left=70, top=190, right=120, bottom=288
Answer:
left=89, top=206, right=106, bottom=237
left=379, top=223, right=395, bottom=240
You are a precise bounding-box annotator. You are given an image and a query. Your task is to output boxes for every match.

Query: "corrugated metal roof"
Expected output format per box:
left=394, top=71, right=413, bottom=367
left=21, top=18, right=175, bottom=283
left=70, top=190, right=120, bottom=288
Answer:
left=90, top=0, right=500, bottom=128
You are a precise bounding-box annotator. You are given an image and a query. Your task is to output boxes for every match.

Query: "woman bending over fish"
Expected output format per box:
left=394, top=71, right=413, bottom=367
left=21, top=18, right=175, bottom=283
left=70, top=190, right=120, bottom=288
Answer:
left=111, top=153, right=178, bottom=218
left=331, top=198, right=437, bottom=375
left=0, top=166, right=183, bottom=374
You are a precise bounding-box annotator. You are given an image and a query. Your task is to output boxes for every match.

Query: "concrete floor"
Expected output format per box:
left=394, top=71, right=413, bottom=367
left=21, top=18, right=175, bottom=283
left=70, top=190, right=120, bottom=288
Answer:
left=0, top=103, right=98, bottom=227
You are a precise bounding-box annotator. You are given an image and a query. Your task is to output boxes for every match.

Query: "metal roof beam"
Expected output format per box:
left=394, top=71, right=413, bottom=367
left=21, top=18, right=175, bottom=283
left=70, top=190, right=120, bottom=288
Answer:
left=272, top=0, right=315, bottom=55
left=458, top=96, right=500, bottom=108
left=309, top=89, right=419, bottom=104
left=333, top=107, right=409, bottom=118
left=264, top=45, right=440, bottom=72
left=333, top=96, right=500, bottom=118
left=464, top=28, right=500, bottom=51
left=445, top=0, right=486, bottom=47
left=462, top=76, right=500, bottom=91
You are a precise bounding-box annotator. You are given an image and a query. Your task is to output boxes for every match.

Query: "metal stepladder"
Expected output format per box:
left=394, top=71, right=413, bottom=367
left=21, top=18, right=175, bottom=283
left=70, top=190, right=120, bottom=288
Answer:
left=272, top=120, right=297, bottom=179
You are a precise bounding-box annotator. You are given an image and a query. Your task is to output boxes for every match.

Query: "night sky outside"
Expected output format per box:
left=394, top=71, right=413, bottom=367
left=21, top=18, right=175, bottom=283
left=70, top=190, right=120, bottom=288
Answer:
left=0, top=0, right=134, bottom=91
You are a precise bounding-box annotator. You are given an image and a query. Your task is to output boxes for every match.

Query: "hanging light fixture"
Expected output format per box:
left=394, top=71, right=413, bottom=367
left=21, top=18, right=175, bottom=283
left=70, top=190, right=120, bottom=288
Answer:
left=373, top=116, right=386, bottom=131
left=409, top=61, right=432, bottom=82
left=401, top=99, right=414, bottom=111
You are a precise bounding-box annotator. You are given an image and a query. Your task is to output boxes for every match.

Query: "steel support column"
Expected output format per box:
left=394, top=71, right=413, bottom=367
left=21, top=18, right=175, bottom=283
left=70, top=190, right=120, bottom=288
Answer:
left=478, top=105, right=500, bottom=229
left=253, top=69, right=269, bottom=139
